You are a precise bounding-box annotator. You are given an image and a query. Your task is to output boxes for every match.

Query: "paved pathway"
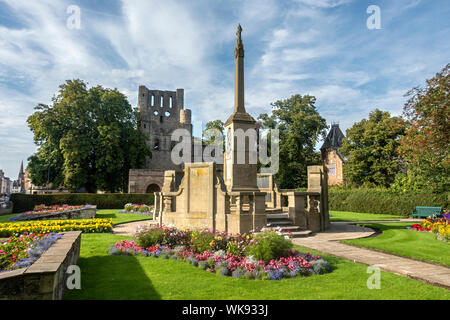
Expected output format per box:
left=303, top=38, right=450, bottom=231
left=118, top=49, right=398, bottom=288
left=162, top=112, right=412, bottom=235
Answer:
left=113, top=219, right=157, bottom=236
left=292, top=222, right=450, bottom=290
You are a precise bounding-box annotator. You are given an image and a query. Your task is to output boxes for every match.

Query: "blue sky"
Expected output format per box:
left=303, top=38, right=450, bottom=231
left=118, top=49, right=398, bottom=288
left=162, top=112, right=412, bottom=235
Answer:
left=0, top=0, right=449, bottom=179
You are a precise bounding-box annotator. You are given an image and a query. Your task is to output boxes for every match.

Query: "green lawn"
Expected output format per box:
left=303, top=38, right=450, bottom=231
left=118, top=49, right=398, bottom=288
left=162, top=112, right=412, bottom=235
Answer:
left=95, top=209, right=153, bottom=225
left=0, top=213, right=17, bottom=223
left=63, top=233, right=450, bottom=300
left=342, top=222, right=450, bottom=266
left=330, top=211, right=404, bottom=222
left=0, top=209, right=152, bottom=225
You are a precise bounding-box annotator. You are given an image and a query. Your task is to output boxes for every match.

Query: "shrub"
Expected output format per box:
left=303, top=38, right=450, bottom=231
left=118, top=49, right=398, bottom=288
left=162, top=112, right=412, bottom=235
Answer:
left=328, top=187, right=449, bottom=216
left=135, top=227, right=164, bottom=248
left=191, top=230, right=216, bottom=253
left=161, top=227, right=191, bottom=248
left=226, top=240, right=245, bottom=257
left=244, top=231, right=293, bottom=261
left=10, top=193, right=154, bottom=213
left=139, top=205, right=149, bottom=213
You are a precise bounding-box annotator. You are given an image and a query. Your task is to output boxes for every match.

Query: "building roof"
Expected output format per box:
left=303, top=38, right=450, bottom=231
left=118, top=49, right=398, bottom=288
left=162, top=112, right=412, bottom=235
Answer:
left=320, top=124, right=345, bottom=151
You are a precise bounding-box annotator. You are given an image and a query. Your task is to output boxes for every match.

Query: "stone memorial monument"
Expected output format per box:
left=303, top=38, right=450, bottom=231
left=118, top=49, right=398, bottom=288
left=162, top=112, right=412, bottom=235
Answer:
left=154, top=25, right=330, bottom=235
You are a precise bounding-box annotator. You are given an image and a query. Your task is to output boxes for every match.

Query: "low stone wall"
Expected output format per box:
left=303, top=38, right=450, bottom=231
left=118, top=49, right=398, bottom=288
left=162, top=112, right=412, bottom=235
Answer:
left=0, top=203, right=13, bottom=216
left=14, top=206, right=97, bottom=221
left=0, top=231, right=82, bottom=300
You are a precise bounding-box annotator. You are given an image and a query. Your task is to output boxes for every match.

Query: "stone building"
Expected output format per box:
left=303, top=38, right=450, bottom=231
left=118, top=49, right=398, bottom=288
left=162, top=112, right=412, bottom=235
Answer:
left=128, top=86, right=193, bottom=194
left=0, top=170, right=12, bottom=195
left=320, top=124, right=345, bottom=185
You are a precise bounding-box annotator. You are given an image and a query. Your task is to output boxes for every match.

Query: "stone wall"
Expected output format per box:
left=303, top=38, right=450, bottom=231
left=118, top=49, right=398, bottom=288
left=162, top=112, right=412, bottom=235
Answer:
left=323, top=149, right=344, bottom=185
left=0, top=231, right=82, bottom=300
left=14, top=206, right=96, bottom=221
left=128, top=169, right=164, bottom=194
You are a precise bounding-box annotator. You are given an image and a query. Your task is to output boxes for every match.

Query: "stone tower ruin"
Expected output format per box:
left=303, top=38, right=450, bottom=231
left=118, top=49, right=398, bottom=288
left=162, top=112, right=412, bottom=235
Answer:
left=128, top=86, right=193, bottom=193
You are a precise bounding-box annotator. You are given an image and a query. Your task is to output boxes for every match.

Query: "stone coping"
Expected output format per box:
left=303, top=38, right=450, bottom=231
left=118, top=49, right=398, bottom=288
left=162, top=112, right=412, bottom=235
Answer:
left=10, top=205, right=97, bottom=222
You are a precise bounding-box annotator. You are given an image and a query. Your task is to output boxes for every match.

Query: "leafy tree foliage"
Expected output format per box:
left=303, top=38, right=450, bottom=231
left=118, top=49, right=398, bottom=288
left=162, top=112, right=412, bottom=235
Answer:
left=202, top=120, right=224, bottom=148
left=398, top=63, right=449, bottom=192
left=340, top=109, right=405, bottom=188
left=258, top=94, right=326, bottom=189
left=27, top=79, right=150, bottom=193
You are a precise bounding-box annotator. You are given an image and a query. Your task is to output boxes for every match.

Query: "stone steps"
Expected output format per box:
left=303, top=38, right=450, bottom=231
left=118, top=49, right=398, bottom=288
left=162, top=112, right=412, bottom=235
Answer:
left=265, top=213, right=312, bottom=238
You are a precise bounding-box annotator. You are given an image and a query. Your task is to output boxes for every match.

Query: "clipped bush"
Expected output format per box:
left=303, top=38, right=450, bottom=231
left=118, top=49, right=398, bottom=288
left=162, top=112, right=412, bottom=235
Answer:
left=328, top=188, right=449, bottom=216
left=10, top=193, right=154, bottom=213
left=244, top=231, right=293, bottom=261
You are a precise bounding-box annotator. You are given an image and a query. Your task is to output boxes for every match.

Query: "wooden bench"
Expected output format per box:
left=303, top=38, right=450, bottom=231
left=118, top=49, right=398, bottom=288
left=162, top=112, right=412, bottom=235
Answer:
left=411, top=206, right=442, bottom=218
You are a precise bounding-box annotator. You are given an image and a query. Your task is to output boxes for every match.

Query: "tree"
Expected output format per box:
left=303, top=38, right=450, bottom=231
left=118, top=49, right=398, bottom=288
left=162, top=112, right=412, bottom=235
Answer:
left=258, top=94, right=327, bottom=189
left=27, top=79, right=150, bottom=192
left=341, top=109, right=405, bottom=187
left=202, top=120, right=224, bottom=148
left=399, top=63, right=450, bottom=192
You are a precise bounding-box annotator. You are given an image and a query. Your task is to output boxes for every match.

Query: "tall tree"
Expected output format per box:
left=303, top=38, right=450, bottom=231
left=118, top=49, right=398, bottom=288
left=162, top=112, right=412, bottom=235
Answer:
left=27, top=79, right=150, bottom=192
left=258, top=94, right=327, bottom=189
left=399, top=63, right=449, bottom=192
left=202, top=120, right=224, bottom=148
left=341, top=109, right=405, bottom=187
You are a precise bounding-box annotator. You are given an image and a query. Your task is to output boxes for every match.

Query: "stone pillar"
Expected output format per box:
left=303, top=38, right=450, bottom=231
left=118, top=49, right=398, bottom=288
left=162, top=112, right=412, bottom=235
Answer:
left=306, top=194, right=321, bottom=232
left=252, top=192, right=267, bottom=232
left=286, top=191, right=307, bottom=229
left=307, top=165, right=330, bottom=231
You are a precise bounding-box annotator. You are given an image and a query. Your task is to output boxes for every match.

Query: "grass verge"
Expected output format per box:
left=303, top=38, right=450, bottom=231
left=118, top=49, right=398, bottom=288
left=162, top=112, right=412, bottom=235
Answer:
left=342, top=222, right=450, bottom=267
left=63, top=233, right=450, bottom=300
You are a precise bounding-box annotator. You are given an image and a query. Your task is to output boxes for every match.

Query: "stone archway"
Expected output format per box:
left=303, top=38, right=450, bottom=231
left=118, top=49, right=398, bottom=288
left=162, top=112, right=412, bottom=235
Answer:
left=146, top=183, right=161, bottom=193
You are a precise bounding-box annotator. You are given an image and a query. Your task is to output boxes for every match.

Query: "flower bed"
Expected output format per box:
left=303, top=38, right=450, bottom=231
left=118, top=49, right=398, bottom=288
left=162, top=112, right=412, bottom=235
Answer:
left=108, top=225, right=331, bottom=280
left=0, top=218, right=113, bottom=237
left=0, top=232, right=62, bottom=273
left=407, top=215, right=449, bottom=242
left=9, top=204, right=95, bottom=222
left=118, top=203, right=153, bottom=217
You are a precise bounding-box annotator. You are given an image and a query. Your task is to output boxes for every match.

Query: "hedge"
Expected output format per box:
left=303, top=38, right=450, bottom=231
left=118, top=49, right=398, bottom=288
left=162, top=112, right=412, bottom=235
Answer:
left=328, top=188, right=449, bottom=216
left=10, top=193, right=154, bottom=213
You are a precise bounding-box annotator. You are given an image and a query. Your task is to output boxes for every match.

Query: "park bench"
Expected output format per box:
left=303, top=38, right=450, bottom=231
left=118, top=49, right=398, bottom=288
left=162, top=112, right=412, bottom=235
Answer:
left=411, top=206, right=442, bottom=218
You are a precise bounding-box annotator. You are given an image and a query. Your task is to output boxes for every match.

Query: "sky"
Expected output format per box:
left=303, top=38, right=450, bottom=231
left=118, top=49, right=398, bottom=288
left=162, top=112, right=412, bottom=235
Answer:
left=0, top=0, right=449, bottom=179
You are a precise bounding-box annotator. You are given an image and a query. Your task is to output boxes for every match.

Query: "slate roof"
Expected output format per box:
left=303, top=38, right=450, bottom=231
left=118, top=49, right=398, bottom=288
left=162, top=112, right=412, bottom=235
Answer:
left=320, top=124, right=345, bottom=151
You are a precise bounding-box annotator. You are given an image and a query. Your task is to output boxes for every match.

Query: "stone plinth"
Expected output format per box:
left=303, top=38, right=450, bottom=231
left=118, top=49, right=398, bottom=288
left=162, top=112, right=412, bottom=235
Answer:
left=0, top=231, right=82, bottom=300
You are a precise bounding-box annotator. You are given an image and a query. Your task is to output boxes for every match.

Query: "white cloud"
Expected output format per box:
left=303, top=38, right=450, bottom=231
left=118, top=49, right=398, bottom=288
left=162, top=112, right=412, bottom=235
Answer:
left=293, top=0, right=353, bottom=8
left=0, top=0, right=448, bottom=176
